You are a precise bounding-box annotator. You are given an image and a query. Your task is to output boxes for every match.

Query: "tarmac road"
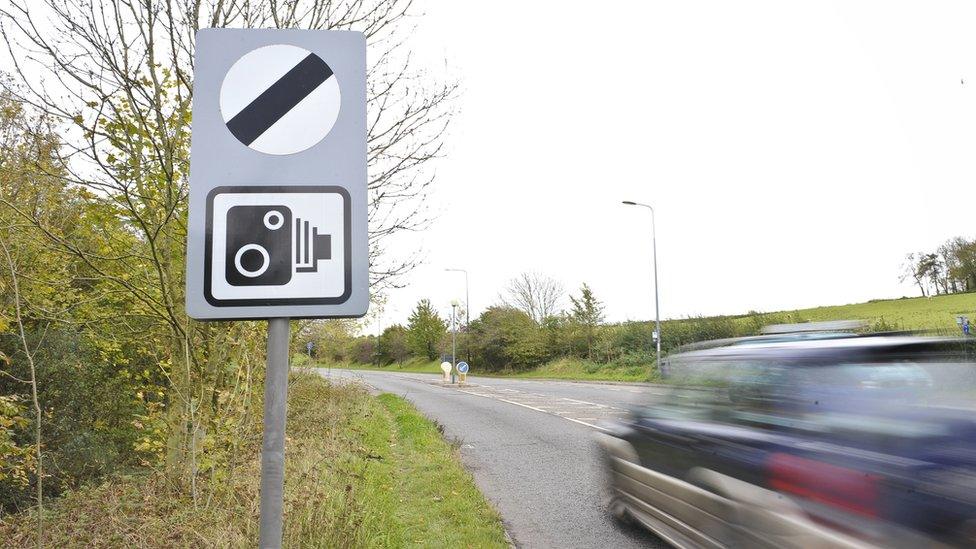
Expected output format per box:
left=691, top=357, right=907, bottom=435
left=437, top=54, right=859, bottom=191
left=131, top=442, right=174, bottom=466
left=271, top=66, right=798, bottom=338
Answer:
left=315, top=368, right=669, bottom=549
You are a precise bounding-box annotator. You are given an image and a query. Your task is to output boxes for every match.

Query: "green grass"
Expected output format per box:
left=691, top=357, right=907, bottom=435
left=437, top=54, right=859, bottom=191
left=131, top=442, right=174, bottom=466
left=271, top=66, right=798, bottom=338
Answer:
left=489, top=358, right=651, bottom=382
left=760, top=292, right=976, bottom=333
left=331, top=358, right=443, bottom=375
left=0, top=373, right=507, bottom=548
left=376, top=394, right=508, bottom=546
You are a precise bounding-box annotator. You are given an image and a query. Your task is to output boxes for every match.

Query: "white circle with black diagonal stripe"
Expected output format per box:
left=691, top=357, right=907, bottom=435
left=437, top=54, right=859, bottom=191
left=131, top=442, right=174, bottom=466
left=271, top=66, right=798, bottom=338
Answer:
left=219, top=44, right=341, bottom=155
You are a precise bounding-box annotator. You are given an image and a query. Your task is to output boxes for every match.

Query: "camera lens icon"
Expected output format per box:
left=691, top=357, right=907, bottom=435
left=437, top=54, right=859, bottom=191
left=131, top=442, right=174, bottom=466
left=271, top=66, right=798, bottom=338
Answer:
left=233, top=244, right=271, bottom=278
left=263, top=210, right=284, bottom=230
left=223, top=204, right=333, bottom=288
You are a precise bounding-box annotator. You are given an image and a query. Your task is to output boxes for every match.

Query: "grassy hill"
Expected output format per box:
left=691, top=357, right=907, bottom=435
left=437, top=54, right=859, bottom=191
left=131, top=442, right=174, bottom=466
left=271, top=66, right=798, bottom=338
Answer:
left=745, top=292, right=976, bottom=333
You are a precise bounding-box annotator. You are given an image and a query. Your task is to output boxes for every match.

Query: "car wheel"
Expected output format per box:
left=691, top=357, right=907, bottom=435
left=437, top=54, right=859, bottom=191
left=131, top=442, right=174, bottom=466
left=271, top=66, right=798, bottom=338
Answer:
left=609, top=495, right=635, bottom=526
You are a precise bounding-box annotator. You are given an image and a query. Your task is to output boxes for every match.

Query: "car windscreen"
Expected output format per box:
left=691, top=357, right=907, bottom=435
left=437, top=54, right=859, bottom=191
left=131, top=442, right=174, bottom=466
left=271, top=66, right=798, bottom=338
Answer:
left=644, top=351, right=976, bottom=438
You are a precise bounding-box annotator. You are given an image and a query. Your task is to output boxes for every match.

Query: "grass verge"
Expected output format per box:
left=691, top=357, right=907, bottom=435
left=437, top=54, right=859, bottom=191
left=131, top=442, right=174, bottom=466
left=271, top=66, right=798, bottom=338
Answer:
left=0, top=373, right=507, bottom=548
left=326, top=358, right=443, bottom=375
left=492, top=358, right=650, bottom=382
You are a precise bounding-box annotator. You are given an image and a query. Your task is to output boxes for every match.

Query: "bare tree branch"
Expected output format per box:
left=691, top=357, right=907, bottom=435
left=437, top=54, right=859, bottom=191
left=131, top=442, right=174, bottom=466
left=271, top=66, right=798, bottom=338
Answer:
left=501, top=272, right=565, bottom=324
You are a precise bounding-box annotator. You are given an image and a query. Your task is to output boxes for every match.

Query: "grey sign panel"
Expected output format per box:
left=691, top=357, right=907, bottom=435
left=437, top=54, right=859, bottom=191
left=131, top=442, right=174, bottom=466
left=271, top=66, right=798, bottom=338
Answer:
left=186, top=29, right=368, bottom=320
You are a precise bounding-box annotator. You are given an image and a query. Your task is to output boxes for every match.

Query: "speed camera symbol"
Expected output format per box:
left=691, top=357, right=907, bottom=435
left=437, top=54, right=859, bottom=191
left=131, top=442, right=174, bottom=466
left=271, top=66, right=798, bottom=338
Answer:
left=224, top=205, right=331, bottom=287
left=204, top=186, right=350, bottom=307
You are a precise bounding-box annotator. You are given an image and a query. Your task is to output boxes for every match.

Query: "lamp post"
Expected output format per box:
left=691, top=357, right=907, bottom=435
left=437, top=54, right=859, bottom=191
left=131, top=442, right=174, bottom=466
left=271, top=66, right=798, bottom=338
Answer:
left=622, top=200, right=661, bottom=371
left=375, top=310, right=381, bottom=366
left=450, top=299, right=459, bottom=377
left=445, top=268, right=469, bottom=360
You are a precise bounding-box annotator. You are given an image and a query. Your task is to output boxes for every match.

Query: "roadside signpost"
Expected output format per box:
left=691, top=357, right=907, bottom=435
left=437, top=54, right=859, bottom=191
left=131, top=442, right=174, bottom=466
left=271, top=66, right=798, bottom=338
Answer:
left=457, top=361, right=469, bottom=384
left=185, top=29, right=368, bottom=549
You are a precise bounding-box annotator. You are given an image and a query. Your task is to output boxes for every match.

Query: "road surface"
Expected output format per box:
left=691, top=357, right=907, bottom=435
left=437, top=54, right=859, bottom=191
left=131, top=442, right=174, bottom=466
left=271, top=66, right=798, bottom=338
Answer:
left=314, top=368, right=669, bottom=549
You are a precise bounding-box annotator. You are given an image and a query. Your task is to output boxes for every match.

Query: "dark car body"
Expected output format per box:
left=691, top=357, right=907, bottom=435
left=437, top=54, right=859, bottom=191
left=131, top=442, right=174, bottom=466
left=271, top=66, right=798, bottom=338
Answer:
left=599, top=334, right=976, bottom=548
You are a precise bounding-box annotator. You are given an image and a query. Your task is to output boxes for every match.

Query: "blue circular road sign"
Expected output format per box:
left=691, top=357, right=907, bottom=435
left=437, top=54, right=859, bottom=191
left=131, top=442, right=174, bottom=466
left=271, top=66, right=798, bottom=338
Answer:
left=456, top=361, right=469, bottom=374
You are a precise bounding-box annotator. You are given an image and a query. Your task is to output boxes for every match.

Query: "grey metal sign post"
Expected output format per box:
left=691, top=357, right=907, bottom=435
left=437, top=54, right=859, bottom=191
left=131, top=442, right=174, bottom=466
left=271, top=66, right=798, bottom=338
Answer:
left=186, top=29, right=368, bottom=548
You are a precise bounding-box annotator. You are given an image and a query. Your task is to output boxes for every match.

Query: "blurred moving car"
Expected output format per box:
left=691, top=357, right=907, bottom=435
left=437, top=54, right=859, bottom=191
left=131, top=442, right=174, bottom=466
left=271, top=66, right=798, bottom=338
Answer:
left=598, top=331, right=976, bottom=548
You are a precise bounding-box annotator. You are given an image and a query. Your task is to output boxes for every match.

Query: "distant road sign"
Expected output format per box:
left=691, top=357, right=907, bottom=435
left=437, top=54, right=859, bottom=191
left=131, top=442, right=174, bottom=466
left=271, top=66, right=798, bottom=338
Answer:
left=457, top=361, right=469, bottom=374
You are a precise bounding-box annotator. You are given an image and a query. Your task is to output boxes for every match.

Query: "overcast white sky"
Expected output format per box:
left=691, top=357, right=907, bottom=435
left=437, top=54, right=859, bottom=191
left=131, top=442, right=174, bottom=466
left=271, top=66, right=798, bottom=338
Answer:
left=4, top=2, right=971, bottom=330
left=366, top=0, right=976, bottom=329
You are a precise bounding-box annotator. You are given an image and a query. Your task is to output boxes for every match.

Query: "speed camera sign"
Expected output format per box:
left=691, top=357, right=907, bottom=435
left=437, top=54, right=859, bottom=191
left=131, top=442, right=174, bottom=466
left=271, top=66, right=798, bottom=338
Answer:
left=186, top=29, right=368, bottom=320
left=204, top=186, right=351, bottom=306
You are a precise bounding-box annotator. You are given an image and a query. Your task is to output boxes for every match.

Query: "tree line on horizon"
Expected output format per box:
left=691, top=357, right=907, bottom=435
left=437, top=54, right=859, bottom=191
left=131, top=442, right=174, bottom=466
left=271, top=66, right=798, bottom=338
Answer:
left=298, top=273, right=799, bottom=373
left=901, top=236, right=976, bottom=297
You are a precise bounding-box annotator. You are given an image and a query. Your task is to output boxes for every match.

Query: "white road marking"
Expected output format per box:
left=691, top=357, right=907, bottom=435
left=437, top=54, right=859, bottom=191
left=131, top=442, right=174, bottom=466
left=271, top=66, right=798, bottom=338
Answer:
left=453, top=386, right=617, bottom=433
left=559, top=396, right=627, bottom=411
left=322, top=369, right=645, bottom=435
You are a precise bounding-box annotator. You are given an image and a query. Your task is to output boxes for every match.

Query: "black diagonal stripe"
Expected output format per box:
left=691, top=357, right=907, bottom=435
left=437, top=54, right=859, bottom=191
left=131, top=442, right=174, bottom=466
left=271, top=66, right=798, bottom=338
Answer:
left=226, top=53, right=333, bottom=146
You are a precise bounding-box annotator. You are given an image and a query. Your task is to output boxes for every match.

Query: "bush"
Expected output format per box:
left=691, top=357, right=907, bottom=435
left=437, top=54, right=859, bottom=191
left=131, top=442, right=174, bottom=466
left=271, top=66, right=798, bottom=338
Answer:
left=377, top=324, right=411, bottom=364
left=614, top=352, right=655, bottom=369
left=0, top=329, right=153, bottom=513
left=350, top=336, right=377, bottom=364
left=662, top=315, right=739, bottom=351
left=468, top=307, right=549, bottom=371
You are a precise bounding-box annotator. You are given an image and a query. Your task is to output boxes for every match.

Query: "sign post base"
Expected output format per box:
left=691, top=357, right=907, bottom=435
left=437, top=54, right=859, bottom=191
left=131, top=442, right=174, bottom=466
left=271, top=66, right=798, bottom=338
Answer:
left=259, top=318, right=290, bottom=548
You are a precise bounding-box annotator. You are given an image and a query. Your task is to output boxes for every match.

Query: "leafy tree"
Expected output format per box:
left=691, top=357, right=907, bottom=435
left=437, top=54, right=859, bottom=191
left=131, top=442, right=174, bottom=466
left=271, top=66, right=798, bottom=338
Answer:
left=942, top=237, right=976, bottom=292
left=406, top=300, right=446, bottom=361
left=378, top=325, right=411, bottom=364
left=0, top=92, right=165, bottom=513
left=301, top=320, right=360, bottom=364
left=921, top=253, right=948, bottom=294
left=468, top=307, right=548, bottom=371
left=900, top=252, right=929, bottom=297
left=540, top=315, right=572, bottom=359
left=568, top=283, right=605, bottom=359
left=351, top=336, right=377, bottom=364
left=901, top=239, right=976, bottom=295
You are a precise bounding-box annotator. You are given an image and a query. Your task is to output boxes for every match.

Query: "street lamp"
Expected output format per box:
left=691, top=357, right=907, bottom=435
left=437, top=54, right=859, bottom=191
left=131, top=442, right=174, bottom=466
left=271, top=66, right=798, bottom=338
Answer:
left=445, top=268, right=469, bottom=360
left=622, top=200, right=661, bottom=371
left=450, top=299, right=460, bottom=371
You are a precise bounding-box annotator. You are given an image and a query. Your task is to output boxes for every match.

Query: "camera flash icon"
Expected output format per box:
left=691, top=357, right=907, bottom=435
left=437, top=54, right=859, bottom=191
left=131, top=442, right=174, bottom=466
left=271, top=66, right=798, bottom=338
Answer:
left=204, top=186, right=350, bottom=307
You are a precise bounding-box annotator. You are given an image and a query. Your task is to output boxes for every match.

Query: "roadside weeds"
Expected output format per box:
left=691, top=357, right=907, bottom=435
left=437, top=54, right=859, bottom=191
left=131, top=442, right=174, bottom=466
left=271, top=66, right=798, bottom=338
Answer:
left=0, top=373, right=508, bottom=548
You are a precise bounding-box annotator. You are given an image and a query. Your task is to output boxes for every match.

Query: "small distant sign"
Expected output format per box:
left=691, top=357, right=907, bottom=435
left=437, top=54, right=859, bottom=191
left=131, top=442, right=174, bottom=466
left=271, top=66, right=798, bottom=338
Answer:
left=457, top=361, right=469, bottom=374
